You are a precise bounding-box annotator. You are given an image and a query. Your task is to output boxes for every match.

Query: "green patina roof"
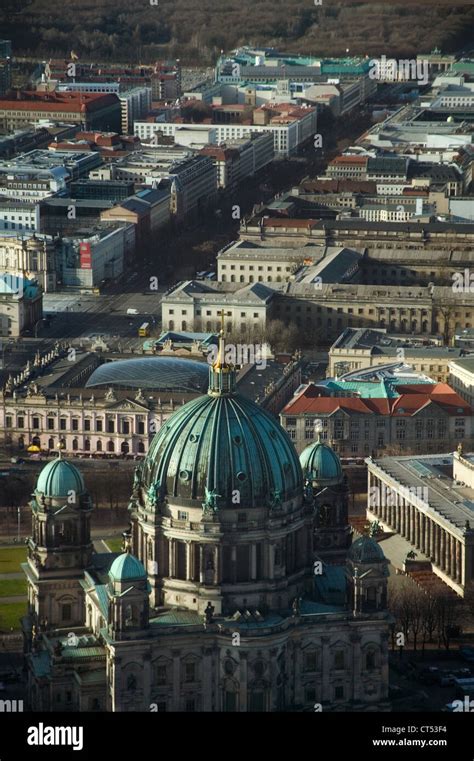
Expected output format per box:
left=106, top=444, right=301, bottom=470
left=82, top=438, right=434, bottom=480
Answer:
left=36, top=457, right=86, bottom=498
left=142, top=388, right=303, bottom=508
left=324, top=377, right=432, bottom=399
left=30, top=650, right=51, bottom=678
left=109, top=552, right=147, bottom=582
left=300, top=438, right=343, bottom=484
left=314, top=566, right=347, bottom=607
left=349, top=536, right=386, bottom=564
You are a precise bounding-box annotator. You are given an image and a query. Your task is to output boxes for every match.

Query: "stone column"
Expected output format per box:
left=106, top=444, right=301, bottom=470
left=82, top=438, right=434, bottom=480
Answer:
left=185, top=541, right=192, bottom=581
left=110, top=655, right=122, bottom=712
left=424, top=515, right=430, bottom=556
left=168, top=538, right=175, bottom=578
left=446, top=534, right=452, bottom=577
left=142, top=652, right=152, bottom=711
left=411, top=504, right=416, bottom=545
left=250, top=544, right=257, bottom=581
left=171, top=650, right=181, bottom=712
left=456, top=540, right=462, bottom=584
left=351, top=633, right=362, bottom=704
left=293, top=643, right=304, bottom=707
left=214, top=545, right=221, bottom=585
left=440, top=530, right=446, bottom=572
left=461, top=542, right=467, bottom=587
left=268, top=543, right=275, bottom=579
left=199, top=545, right=205, bottom=584
left=396, top=493, right=401, bottom=533
left=202, top=648, right=213, bottom=712
left=321, top=636, right=330, bottom=704
left=239, top=652, right=248, bottom=712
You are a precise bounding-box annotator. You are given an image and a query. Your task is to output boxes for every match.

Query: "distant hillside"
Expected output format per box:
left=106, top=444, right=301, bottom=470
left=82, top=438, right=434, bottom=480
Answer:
left=2, top=0, right=474, bottom=65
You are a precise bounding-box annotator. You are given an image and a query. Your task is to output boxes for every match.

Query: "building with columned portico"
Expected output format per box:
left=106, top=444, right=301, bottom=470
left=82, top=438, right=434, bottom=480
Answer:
left=366, top=447, right=474, bottom=597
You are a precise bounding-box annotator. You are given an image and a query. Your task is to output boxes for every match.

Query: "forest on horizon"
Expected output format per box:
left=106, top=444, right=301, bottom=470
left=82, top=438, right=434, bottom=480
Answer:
left=1, top=0, right=474, bottom=66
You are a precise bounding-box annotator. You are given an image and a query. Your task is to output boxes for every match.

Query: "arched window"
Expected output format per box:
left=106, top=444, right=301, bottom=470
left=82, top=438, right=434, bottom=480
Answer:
left=107, top=440, right=115, bottom=453
left=138, top=441, right=145, bottom=454
left=181, top=321, right=187, bottom=331
left=121, top=441, right=129, bottom=454
left=168, top=320, right=174, bottom=330
left=240, top=275, right=244, bottom=282
left=84, top=439, right=90, bottom=451
left=48, top=437, right=54, bottom=450
left=72, top=438, right=78, bottom=451
left=96, top=440, right=102, bottom=452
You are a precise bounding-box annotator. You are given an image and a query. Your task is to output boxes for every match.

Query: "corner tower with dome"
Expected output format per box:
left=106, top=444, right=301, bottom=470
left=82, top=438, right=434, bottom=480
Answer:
left=21, top=328, right=393, bottom=713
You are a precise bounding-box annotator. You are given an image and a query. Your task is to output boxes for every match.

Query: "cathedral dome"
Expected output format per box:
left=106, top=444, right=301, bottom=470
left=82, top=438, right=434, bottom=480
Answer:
left=141, top=384, right=303, bottom=509
left=36, top=457, right=86, bottom=498
left=109, top=552, right=147, bottom=582
left=300, top=437, right=343, bottom=486
left=348, top=536, right=385, bottom=564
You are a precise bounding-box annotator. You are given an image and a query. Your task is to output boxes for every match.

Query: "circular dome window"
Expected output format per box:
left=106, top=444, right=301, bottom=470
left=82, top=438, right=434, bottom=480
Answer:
left=179, top=470, right=191, bottom=482
left=233, top=435, right=242, bottom=445
left=236, top=471, right=247, bottom=482
left=189, top=433, right=199, bottom=443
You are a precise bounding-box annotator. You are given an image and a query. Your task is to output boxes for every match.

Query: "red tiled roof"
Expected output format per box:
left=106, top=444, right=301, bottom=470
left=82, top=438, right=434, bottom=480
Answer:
left=0, top=91, right=118, bottom=113
left=329, top=155, right=368, bottom=166
left=283, top=383, right=472, bottom=417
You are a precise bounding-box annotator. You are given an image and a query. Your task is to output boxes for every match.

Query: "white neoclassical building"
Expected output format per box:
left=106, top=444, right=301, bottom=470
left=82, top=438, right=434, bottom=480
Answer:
left=367, top=448, right=474, bottom=597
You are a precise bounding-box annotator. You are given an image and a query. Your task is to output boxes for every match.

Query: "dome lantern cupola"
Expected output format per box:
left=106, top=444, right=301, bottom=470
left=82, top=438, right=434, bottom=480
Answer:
left=208, top=309, right=236, bottom=396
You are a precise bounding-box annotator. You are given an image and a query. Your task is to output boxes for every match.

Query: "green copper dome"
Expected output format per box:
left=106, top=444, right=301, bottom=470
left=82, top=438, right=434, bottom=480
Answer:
left=142, top=392, right=303, bottom=509
left=36, top=457, right=86, bottom=498
left=109, top=552, right=147, bottom=582
left=300, top=437, right=343, bottom=486
left=348, top=536, right=386, bottom=564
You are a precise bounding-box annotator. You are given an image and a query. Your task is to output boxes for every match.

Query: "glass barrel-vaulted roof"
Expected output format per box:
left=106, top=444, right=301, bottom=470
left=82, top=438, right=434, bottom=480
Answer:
left=85, top=357, right=209, bottom=392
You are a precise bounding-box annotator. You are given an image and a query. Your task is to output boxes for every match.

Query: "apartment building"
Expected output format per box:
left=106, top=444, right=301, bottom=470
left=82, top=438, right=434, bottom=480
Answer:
left=118, top=87, right=152, bottom=134
left=199, top=132, right=274, bottom=190
left=134, top=103, right=317, bottom=158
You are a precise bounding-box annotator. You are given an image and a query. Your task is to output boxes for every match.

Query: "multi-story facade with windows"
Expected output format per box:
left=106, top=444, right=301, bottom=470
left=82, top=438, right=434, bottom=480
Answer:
left=280, top=379, right=472, bottom=457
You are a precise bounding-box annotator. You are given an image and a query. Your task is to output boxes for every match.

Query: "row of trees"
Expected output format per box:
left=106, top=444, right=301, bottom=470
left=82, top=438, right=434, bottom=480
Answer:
left=3, top=1, right=474, bottom=65
left=390, top=580, right=463, bottom=652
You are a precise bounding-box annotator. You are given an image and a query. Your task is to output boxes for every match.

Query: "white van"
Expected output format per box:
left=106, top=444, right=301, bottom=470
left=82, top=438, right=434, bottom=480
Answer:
left=126, top=308, right=139, bottom=316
